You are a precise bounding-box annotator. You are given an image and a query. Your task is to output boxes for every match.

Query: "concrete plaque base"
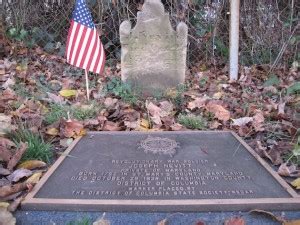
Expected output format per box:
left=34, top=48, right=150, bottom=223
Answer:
left=22, top=131, right=300, bottom=211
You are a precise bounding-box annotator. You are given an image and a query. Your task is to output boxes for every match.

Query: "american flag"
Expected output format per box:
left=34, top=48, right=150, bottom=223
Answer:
left=66, top=0, right=105, bottom=74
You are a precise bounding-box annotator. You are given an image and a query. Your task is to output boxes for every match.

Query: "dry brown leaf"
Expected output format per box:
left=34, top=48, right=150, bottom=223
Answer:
left=0, top=146, right=13, bottom=162
left=250, top=209, right=284, bottom=223
left=0, top=168, right=10, bottom=176
left=93, top=213, right=110, bottom=225
left=45, top=127, right=59, bottom=136
left=59, top=138, right=73, bottom=148
left=291, top=178, right=300, bottom=189
left=224, top=217, right=245, bottom=225
left=0, top=182, right=27, bottom=198
left=62, top=120, right=86, bottom=138
left=0, top=114, right=12, bottom=135
left=46, top=92, right=64, bottom=104
left=7, top=196, right=23, bottom=212
left=187, top=97, right=208, bottom=110
left=26, top=172, right=43, bottom=184
left=0, top=208, right=16, bottom=225
left=159, top=101, right=174, bottom=117
left=0, top=138, right=15, bottom=149
left=253, top=110, right=265, bottom=132
left=206, top=103, right=230, bottom=122
left=0, top=202, right=9, bottom=209
left=103, top=121, right=122, bottom=131
left=284, top=220, right=300, bottom=225
left=7, top=169, right=32, bottom=182
left=194, top=221, right=206, bottom=225
left=140, top=119, right=150, bottom=130
left=261, top=149, right=283, bottom=165
left=17, top=160, right=46, bottom=170
left=7, top=142, right=27, bottom=171
left=124, top=120, right=139, bottom=129
left=170, top=123, right=184, bottom=131
left=231, top=117, right=253, bottom=126
left=278, top=101, right=286, bottom=115
left=104, top=97, right=118, bottom=108
left=209, top=120, right=222, bottom=129
left=157, top=218, right=168, bottom=225
left=278, top=163, right=298, bottom=177
left=146, top=101, right=162, bottom=125
left=83, top=119, right=99, bottom=127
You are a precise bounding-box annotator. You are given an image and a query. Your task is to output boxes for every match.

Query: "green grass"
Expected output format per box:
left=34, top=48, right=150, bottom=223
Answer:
left=284, top=135, right=300, bottom=166
left=178, top=114, right=207, bottom=130
left=167, top=84, right=187, bottom=109
left=8, top=128, right=53, bottom=163
left=44, top=103, right=101, bottom=124
left=66, top=217, right=91, bottom=225
left=105, top=77, right=139, bottom=104
left=12, top=82, right=33, bottom=99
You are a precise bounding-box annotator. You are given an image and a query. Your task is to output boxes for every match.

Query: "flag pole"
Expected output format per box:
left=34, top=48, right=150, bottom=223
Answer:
left=84, top=69, right=90, bottom=101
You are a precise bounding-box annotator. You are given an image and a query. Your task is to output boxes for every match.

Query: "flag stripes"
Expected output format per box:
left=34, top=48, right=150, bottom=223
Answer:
left=65, top=0, right=105, bottom=75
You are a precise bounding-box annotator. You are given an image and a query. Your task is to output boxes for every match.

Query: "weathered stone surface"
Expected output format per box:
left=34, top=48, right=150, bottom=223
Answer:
left=22, top=131, right=300, bottom=212
left=120, top=0, right=188, bottom=94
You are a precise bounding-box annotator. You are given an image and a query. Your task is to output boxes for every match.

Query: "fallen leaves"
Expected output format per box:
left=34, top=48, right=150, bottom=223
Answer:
left=187, top=96, right=208, bottom=110
left=146, top=101, right=174, bottom=127
left=0, top=114, right=13, bottom=136
left=0, top=182, right=28, bottom=198
left=277, top=163, right=298, bottom=177
left=231, top=117, right=253, bottom=126
left=59, top=89, right=77, bottom=98
left=7, top=143, right=27, bottom=171
left=62, top=119, right=86, bottom=138
left=0, top=138, right=14, bottom=162
left=252, top=110, right=265, bottom=132
left=0, top=207, right=16, bottom=225
left=224, top=217, right=245, bottom=225
left=17, top=160, right=46, bottom=170
left=250, top=209, right=300, bottom=225
left=291, top=178, right=300, bottom=189
left=26, top=172, right=43, bottom=184
left=7, top=169, right=32, bottom=182
left=206, top=102, right=230, bottom=122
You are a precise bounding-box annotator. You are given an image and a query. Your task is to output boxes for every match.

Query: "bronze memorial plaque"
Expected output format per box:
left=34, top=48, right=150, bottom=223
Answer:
left=22, top=131, right=300, bottom=211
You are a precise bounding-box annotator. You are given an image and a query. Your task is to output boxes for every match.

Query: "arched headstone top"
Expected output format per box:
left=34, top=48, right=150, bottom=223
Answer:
left=120, top=0, right=188, bottom=94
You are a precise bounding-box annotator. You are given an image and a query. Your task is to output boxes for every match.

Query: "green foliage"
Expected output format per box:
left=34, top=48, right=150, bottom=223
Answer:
left=105, top=77, right=139, bottom=104
left=73, top=105, right=100, bottom=121
left=8, top=129, right=53, bottom=163
left=44, top=104, right=68, bottom=124
left=12, top=82, right=33, bottom=99
left=263, top=74, right=280, bottom=87
left=199, top=76, right=209, bottom=88
left=45, top=103, right=101, bottom=124
left=66, top=217, right=91, bottom=225
left=167, top=84, right=187, bottom=109
left=7, top=27, right=35, bottom=47
left=285, top=136, right=300, bottom=165
left=178, top=114, right=207, bottom=130
left=287, top=82, right=300, bottom=95
left=214, top=38, right=229, bottom=59
left=7, top=26, right=62, bottom=52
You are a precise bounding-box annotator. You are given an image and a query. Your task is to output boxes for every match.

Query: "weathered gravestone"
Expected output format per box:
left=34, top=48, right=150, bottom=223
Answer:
left=120, top=0, right=188, bottom=94
left=22, top=131, right=300, bottom=212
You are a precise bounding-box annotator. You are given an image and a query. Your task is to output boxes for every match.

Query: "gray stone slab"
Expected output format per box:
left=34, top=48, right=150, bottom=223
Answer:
left=120, top=0, right=188, bottom=95
left=22, top=131, right=300, bottom=212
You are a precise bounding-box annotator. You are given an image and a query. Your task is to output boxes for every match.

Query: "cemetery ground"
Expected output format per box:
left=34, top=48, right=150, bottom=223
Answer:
left=0, top=41, right=299, bottom=224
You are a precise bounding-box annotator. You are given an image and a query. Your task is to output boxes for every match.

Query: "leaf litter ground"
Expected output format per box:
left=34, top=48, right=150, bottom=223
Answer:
left=0, top=41, right=299, bottom=224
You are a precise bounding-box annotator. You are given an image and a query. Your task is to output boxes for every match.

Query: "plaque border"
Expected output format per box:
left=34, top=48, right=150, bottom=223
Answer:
left=22, top=131, right=300, bottom=212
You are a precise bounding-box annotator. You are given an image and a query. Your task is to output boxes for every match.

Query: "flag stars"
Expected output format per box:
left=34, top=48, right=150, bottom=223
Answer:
left=72, top=0, right=94, bottom=28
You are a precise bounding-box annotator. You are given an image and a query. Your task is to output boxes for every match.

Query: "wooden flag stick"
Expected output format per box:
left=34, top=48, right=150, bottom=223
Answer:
left=84, top=70, right=90, bottom=101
